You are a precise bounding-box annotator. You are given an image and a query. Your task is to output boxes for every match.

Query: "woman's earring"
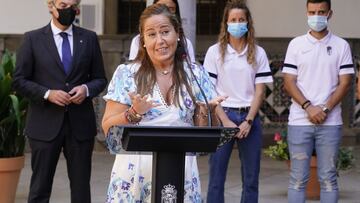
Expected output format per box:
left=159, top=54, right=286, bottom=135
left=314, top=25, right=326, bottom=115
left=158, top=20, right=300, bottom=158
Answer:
left=177, top=38, right=180, bottom=41
left=143, top=44, right=146, bottom=48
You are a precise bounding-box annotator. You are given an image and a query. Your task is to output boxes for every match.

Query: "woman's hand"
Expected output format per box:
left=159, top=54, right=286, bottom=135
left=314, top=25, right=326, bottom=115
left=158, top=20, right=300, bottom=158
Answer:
left=128, top=92, right=160, bottom=114
left=196, top=95, right=228, bottom=110
left=236, top=121, right=252, bottom=139
left=208, top=95, right=228, bottom=108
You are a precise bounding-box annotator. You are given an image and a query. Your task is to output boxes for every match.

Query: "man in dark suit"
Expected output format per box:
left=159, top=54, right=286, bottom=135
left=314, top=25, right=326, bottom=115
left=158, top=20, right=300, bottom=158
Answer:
left=12, top=0, right=107, bottom=202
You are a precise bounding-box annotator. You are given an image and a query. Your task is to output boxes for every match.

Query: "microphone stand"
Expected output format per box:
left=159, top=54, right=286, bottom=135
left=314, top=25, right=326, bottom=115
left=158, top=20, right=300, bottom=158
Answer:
left=184, top=57, right=212, bottom=127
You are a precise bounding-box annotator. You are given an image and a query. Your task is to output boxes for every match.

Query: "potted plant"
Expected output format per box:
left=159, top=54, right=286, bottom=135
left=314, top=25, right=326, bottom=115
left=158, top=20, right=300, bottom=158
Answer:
left=0, top=50, right=28, bottom=203
left=263, top=130, right=289, bottom=161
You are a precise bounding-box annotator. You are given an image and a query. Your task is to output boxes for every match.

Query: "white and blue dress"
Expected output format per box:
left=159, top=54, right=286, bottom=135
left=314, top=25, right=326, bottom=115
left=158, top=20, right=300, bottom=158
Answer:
left=103, top=62, right=216, bottom=203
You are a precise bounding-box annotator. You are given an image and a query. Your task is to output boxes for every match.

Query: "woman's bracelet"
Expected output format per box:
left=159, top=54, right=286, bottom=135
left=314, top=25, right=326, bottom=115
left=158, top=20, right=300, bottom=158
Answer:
left=124, top=108, right=142, bottom=124
left=130, top=105, right=144, bottom=117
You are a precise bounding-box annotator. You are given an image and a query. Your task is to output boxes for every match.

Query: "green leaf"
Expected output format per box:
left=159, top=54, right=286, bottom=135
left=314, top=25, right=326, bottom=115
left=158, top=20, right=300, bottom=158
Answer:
left=0, top=65, right=4, bottom=80
left=2, top=51, right=14, bottom=75
left=0, top=74, right=12, bottom=112
left=336, top=147, right=355, bottom=172
left=0, top=50, right=27, bottom=157
left=9, top=95, right=21, bottom=134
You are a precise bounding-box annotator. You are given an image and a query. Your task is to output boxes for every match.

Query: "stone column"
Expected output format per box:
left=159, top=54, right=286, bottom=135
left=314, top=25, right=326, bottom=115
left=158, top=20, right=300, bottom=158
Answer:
left=178, top=0, right=197, bottom=50
left=147, top=0, right=154, bottom=7
left=104, top=0, right=118, bottom=35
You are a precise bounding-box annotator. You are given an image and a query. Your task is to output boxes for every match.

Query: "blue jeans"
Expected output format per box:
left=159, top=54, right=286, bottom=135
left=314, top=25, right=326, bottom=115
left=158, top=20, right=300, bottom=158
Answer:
left=207, top=108, right=262, bottom=203
left=287, top=125, right=342, bottom=203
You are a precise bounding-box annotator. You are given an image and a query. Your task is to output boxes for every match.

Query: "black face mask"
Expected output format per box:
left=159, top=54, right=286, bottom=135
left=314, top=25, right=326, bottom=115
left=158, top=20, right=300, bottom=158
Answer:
left=57, top=6, right=76, bottom=26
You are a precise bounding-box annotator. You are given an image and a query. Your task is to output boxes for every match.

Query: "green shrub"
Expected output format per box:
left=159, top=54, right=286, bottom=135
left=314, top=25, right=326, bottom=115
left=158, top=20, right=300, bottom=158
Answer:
left=337, top=147, right=355, bottom=171
left=0, top=50, right=28, bottom=157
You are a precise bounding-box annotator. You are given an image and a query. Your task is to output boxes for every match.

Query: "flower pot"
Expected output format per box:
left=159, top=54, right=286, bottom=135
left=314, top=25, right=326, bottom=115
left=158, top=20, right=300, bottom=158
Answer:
left=286, top=156, right=320, bottom=200
left=0, top=156, right=25, bottom=203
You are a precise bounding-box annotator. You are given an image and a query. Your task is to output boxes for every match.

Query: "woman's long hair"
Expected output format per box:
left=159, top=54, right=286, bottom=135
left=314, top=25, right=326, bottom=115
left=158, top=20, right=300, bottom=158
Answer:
left=218, top=1, right=257, bottom=66
left=134, top=4, right=195, bottom=107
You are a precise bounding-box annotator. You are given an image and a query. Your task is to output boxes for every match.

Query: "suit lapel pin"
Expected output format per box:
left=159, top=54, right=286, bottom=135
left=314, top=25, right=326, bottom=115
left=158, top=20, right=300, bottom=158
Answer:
left=80, top=40, right=83, bottom=43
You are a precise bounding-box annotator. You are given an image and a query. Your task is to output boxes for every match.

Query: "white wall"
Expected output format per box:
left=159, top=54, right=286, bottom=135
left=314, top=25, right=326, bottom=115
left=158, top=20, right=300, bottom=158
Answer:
left=0, top=0, right=103, bottom=34
left=0, top=0, right=50, bottom=34
left=248, top=0, right=360, bottom=38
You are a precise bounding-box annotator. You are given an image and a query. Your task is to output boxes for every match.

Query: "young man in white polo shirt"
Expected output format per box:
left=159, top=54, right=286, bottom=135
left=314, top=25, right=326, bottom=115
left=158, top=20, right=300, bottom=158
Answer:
left=282, top=0, right=354, bottom=202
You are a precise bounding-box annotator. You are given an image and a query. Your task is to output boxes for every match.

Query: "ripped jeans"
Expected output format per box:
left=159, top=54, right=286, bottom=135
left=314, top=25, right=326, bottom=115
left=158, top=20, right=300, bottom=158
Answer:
left=287, top=125, right=342, bottom=203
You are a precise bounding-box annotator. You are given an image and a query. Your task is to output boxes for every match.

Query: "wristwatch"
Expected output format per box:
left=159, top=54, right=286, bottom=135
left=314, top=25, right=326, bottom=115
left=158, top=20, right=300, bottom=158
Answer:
left=320, top=105, right=330, bottom=114
left=245, top=119, right=253, bottom=125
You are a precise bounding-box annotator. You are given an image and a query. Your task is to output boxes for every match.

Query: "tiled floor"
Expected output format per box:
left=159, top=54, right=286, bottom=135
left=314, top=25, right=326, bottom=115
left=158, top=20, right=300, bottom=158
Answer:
left=16, top=146, right=360, bottom=203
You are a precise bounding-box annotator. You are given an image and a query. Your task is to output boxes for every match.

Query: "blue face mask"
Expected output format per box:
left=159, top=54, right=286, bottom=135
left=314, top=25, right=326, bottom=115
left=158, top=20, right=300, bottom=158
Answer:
left=307, top=15, right=328, bottom=32
left=227, top=23, right=248, bottom=38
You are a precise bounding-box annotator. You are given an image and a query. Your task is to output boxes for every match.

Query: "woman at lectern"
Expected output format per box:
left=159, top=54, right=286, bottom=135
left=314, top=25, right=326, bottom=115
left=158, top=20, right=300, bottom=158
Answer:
left=101, top=4, right=229, bottom=203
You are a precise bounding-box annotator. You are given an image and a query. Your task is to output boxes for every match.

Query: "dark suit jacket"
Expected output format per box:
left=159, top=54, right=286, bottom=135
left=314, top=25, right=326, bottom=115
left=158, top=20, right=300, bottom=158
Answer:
left=13, top=23, right=107, bottom=141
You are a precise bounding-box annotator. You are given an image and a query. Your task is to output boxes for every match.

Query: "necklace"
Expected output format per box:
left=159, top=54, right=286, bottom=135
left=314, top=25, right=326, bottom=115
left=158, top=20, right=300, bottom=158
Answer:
left=156, top=66, right=172, bottom=76
left=161, top=70, right=171, bottom=75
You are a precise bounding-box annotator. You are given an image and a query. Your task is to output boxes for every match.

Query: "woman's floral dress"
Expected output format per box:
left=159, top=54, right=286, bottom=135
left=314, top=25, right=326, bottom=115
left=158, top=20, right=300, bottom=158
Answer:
left=103, top=62, right=216, bottom=203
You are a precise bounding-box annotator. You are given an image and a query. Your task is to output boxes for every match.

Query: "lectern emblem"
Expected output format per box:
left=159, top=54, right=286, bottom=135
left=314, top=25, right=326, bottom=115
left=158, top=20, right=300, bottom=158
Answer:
left=161, top=184, right=177, bottom=203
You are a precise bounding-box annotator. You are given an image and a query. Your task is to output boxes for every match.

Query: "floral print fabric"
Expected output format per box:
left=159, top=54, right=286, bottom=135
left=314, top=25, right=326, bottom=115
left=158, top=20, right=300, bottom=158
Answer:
left=103, top=62, right=216, bottom=203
